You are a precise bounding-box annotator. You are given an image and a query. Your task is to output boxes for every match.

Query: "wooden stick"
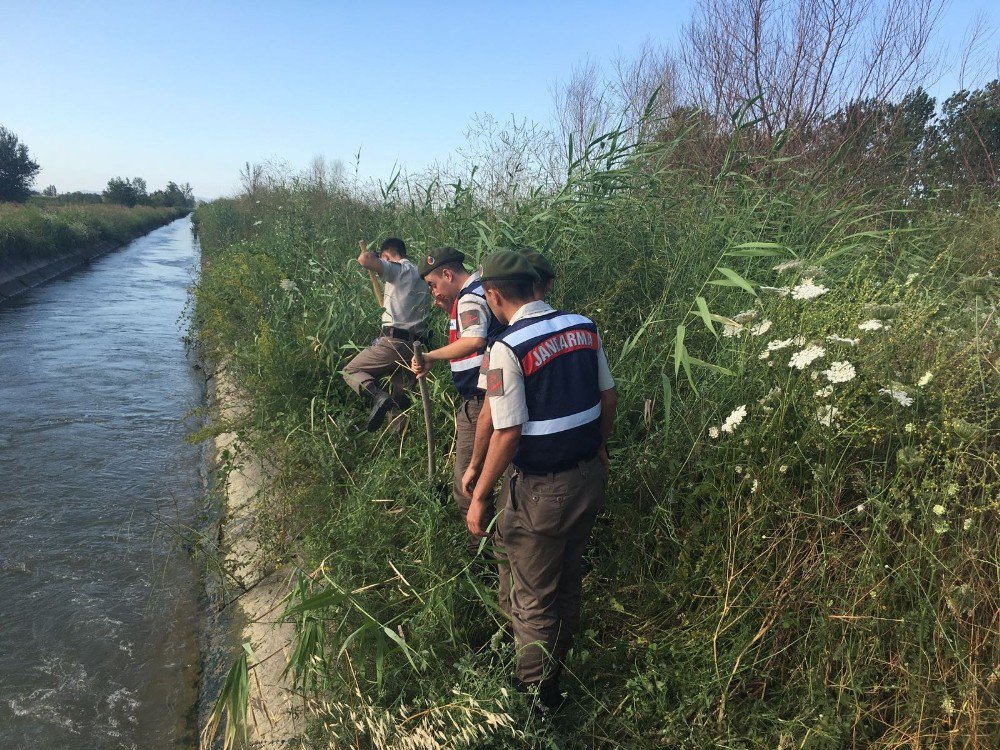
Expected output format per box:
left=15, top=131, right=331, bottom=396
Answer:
left=358, top=239, right=383, bottom=306
left=412, top=342, right=436, bottom=481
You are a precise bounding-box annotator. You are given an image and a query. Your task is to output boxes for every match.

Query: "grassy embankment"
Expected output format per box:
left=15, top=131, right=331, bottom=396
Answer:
left=193, top=128, right=999, bottom=748
left=0, top=202, right=189, bottom=268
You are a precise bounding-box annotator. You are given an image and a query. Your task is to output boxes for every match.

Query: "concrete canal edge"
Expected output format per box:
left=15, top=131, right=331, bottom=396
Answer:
left=0, top=212, right=192, bottom=304
left=203, top=368, right=305, bottom=748
left=0, top=242, right=120, bottom=302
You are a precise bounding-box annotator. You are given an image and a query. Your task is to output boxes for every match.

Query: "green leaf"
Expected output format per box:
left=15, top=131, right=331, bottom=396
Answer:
left=712, top=267, right=757, bottom=295
left=694, top=296, right=717, bottom=337
left=282, top=586, right=349, bottom=617
left=375, top=630, right=385, bottom=684
left=726, top=248, right=783, bottom=257
left=729, top=241, right=784, bottom=251
left=673, top=325, right=685, bottom=377
left=687, top=355, right=736, bottom=376
left=382, top=626, right=418, bottom=670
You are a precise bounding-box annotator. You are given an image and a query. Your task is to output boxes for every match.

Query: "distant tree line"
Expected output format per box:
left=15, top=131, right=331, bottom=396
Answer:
left=101, top=176, right=194, bottom=208
left=0, top=124, right=194, bottom=208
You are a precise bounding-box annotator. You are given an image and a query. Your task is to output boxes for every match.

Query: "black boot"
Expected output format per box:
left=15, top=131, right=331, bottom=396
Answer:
left=537, top=679, right=565, bottom=716
left=513, top=677, right=565, bottom=717
left=361, top=384, right=394, bottom=432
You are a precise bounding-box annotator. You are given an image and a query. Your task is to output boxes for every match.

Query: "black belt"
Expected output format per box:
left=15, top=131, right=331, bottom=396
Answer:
left=382, top=326, right=423, bottom=342
left=514, top=452, right=599, bottom=476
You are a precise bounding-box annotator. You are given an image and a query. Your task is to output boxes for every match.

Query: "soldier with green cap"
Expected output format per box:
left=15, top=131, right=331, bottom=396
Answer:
left=461, top=248, right=557, bottom=621
left=468, top=250, right=617, bottom=714
left=410, top=247, right=505, bottom=556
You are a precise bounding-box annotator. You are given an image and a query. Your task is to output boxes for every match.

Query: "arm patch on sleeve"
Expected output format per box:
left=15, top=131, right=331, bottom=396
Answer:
left=486, top=369, right=504, bottom=396
left=460, top=309, right=482, bottom=329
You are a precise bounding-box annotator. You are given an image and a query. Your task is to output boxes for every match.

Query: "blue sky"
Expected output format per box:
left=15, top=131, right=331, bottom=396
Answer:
left=2, top=1, right=996, bottom=199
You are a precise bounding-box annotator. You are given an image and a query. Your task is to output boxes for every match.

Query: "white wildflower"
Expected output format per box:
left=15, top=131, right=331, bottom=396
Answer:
left=905, top=272, right=919, bottom=286
left=279, top=279, right=298, bottom=292
left=772, top=258, right=805, bottom=273
left=963, top=518, right=973, bottom=531
left=789, top=344, right=826, bottom=370
left=750, top=478, right=760, bottom=494
left=817, top=405, right=840, bottom=427
left=735, top=465, right=743, bottom=474
left=858, top=319, right=885, bottom=331
left=856, top=504, right=865, bottom=513
left=822, top=361, right=856, bottom=383
left=766, top=337, right=796, bottom=352
left=708, top=426, right=720, bottom=439
left=811, top=371, right=819, bottom=380
left=932, top=504, right=946, bottom=516
left=779, top=465, right=788, bottom=473
left=904, top=423, right=915, bottom=433
left=720, top=405, right=747, bottom=434
left=759, top=349, right=771, bottom=360
left=879, top=387, right=914, bottom=407
left=759, top=285, right=791, bottom=297
left=815, top=385, right=834, bottom=398
left=733, top=309, right=758, bottom=322
left=918, top=371, right=933, bottom=387
left=791, top=278, right=830, bottom=300
left=826, top=334, right=860, bottom=346
left=722, top=322, right=744, bottom=338
left=253, top=220, right=263, bottom=226
left=749, top=319, right=773, bottom=336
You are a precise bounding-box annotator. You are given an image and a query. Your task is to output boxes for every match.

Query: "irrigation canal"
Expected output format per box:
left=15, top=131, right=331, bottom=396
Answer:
left=0, top=217, right=206, bottom=748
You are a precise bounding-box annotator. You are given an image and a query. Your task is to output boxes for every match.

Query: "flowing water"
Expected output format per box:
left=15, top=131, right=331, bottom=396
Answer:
left=0, top=217, right=204, bottom=749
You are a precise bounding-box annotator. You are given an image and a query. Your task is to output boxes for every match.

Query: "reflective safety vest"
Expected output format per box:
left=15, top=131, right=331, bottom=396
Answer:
left=494, top=310, right=602, bottom=473
left=449, top=276, right=503, bottom=399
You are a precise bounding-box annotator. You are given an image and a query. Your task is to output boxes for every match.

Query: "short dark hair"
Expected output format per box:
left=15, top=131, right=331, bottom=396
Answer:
left=379, top=237, right=407, bottom=257
left=430, top=259, right=466, bottom=276
left=482, top=278, right=534, bottom=303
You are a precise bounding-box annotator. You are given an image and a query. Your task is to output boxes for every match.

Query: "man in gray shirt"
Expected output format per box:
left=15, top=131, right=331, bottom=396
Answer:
left=343, top=237, right=430, bottom=431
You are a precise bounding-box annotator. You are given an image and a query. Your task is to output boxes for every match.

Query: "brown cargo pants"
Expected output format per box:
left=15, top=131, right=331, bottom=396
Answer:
left=498, top=455, right=607, bottom=686
left=342, top=336, right=415, bottom=404
left=454, top=397, right=488, bottom=557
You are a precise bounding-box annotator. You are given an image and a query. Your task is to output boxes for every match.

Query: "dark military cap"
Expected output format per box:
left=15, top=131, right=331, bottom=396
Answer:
left=517, top=248, right=556, bottom=280
left=480, top=250, right=541, bottom=282
left=418, top=246, right=466, bottom=278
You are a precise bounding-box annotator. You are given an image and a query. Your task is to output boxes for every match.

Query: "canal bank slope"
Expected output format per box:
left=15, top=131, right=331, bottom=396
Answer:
left=204, top=367, right=305, bottom=748
left=0, top=205, right=188, bottom=302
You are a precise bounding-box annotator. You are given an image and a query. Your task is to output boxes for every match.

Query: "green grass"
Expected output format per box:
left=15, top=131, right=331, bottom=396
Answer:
left=0, top=202, right=188, bottom=267
left=193, top=126, right=999, bottom=748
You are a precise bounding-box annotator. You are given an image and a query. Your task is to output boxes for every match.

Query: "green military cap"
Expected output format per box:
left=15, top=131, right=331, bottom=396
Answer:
left=517, top=248, right=556, bottom=280
left=418, top=246, right=466, bottom=277
left=480, top=250, right=541, bottom=282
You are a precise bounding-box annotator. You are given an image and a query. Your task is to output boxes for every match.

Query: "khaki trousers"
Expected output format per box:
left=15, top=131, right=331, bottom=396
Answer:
left=498, top=455, right=606, bottom=686
left=342, top=336, right=415, bottom=403
left=495, top=469, right=513, bottom=619
left=453, top=397, right=486, bottom=557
